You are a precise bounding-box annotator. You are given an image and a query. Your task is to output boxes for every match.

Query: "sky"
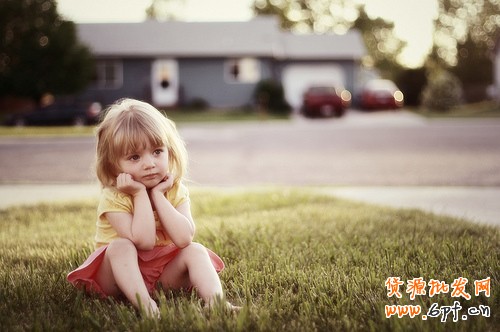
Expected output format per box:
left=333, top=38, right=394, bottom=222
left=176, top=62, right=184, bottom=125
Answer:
left=56, top=0, right=438, bottom=68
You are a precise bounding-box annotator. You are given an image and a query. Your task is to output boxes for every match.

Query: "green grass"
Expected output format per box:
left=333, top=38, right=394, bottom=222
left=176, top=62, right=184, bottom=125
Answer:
left=0, top=189, right=498, bottom=331
left=413, top=101, right=500, bottom=118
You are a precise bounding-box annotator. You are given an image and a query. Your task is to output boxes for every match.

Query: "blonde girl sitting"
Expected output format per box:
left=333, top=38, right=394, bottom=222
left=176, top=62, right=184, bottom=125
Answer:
left=68, top=98, right=235, bottom=317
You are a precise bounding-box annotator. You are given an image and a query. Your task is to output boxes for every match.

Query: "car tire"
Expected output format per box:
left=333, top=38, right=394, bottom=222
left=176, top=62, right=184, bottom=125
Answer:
left=73, top=116, right=86, bottom=126
left=14, top=117, right=26, bottom=127
left=320, top=105, right=334, bottom=117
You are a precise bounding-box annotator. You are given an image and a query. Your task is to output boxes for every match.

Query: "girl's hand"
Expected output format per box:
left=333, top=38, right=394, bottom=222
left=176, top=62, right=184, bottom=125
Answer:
left=116, top=173, right=146, bottom=196
left=151, top=173, right=174, bottom=195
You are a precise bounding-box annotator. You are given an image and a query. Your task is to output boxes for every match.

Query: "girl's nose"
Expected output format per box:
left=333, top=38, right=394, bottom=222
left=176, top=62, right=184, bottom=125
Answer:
left=143, top=155, right=155, bottom=169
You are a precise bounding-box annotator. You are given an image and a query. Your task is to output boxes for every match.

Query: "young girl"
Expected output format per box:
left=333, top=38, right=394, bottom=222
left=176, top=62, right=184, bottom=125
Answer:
left=67, top=98, right=233, bottom=317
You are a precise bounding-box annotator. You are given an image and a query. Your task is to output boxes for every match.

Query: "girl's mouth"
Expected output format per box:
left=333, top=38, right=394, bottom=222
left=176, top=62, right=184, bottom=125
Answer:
left=142, top=174, right=158, bottom=181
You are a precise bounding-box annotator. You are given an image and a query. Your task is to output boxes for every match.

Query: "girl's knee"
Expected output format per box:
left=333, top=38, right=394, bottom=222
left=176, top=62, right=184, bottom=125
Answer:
left=106, top=238, right=137, bottom=258
left=183, top=242, right=209, bottom=257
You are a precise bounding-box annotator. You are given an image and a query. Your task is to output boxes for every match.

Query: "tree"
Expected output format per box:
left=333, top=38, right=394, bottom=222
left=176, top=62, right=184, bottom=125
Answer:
left=429, top=0, right=500, bottom=100
left=252, top=0, right=406, bottom=77
left=421, top=68, right=463, bottom=111
left=146, top=0, right=186, bottom=21
left=452, top=34, right=493, bottom=101
left=395, top=67, right=427, bottom=106
left=433, top=0, right=500, bottom=66
left=352, top=7, right=405, bottom=80
left=0, top=0, right=93, bottom=103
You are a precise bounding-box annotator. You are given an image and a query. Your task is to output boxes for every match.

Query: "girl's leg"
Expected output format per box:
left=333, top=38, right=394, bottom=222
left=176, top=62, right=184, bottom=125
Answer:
left=95, top=238, right=158, bottom=316
left=158, top=242, right=223, bottom=305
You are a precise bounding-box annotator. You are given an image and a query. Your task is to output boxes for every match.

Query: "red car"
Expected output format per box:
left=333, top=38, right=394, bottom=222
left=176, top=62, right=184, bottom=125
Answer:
left=301, top=85, right=351, bottom=118
left=360, top=79, right=404, bottom=110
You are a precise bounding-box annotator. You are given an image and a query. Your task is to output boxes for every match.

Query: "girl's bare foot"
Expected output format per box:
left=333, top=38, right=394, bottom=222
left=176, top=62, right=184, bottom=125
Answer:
left=204, top=300, right=241, bottom=313
left=141, top=298, right=160, bottom=319
left=226, top=302, right=242, bottom=312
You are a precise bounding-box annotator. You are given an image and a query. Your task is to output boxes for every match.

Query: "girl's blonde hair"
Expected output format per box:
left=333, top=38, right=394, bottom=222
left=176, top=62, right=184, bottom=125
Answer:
left=95, top=98, right=188, bottom=187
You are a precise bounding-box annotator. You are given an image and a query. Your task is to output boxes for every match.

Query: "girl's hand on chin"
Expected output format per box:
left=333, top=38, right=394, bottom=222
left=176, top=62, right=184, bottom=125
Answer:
left=116, top=173, right=146, bottom=196
left=151, top=173, right=174, bottom=194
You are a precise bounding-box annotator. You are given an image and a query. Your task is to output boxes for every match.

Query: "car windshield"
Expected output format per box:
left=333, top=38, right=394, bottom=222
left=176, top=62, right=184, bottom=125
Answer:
left=308, top=86, right=337, bottom=95
left=365, top=80, right=397, bottom=91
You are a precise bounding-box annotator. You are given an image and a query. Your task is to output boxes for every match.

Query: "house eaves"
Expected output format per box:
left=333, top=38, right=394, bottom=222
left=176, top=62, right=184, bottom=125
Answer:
left=281, top=30, right=366, bottom=61
left=76, top=16, right=366, bottom=60
left=77, top=17, right=280, bottom=58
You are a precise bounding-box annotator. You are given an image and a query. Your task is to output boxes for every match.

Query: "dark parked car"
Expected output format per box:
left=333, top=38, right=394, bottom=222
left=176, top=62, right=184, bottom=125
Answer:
left=360, top=79, right=404, bottom=110
left=301, top=85, right=351, bottom=118
left=4, top=99, right=102, bottom=126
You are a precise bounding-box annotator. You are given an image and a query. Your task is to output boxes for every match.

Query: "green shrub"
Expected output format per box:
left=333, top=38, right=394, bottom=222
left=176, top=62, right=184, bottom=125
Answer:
left=253, top=80, right=291, bottom=116
left=421, top=70, right=463, bottom=111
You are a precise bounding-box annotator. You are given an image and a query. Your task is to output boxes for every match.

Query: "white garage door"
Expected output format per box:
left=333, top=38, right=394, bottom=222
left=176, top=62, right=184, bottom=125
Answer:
left=282, top=64, right=345, bottom=109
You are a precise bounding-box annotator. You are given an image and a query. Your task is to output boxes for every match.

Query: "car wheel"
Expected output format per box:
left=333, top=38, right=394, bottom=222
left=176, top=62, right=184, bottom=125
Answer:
left=319, top=105, right=334, bottom=117
left=14, top=117, right=26, bottom=127
left=73, top=116, right=86, bottom=126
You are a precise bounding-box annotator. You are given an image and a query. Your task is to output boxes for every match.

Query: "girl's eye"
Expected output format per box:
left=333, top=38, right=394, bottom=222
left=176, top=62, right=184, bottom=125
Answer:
left=154, top=149, right=163, bottom=155
left=129, top=155, right=140, bottom=161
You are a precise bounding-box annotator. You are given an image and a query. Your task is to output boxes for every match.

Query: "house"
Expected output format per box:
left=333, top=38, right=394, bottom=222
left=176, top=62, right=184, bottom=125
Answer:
left=76, top=16, right=366, bottom=110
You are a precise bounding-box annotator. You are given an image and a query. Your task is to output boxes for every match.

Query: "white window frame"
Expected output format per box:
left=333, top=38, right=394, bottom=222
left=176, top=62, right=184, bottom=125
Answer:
left=224, top=57, right=261, bottom=84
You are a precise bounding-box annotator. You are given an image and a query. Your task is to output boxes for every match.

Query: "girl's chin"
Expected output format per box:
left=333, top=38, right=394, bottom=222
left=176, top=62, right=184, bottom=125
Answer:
left=143, top=177, right=167, bottom=189
left=143, top=181, right=161, bottom=189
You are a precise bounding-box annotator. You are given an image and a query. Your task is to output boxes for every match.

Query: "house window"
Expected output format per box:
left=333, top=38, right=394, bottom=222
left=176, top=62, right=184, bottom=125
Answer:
left=225, top=58, right=260, bottom=83
left=92, top=60, right=123, bottom=89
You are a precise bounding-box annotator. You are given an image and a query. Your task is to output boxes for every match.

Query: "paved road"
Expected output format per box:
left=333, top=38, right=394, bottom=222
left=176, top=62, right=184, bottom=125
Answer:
left=2, top=111, right=500, bottom=186
left=1, top=110, right=500, bottom=226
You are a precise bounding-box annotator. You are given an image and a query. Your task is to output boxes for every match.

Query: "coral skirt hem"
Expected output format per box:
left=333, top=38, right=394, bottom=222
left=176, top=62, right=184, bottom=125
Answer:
left=67, top=242, right=224, bottom=297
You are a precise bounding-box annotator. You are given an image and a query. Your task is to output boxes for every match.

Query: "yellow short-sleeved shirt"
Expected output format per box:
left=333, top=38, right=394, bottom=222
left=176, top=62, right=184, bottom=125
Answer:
left=94, top=182, right=189, bottom=248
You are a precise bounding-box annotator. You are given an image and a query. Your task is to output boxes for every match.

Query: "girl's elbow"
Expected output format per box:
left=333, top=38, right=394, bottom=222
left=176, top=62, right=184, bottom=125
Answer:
left=175, top=234, right=193, bottom=249
left=135, top=237, right=156, bottom=250
left=137, top=243, right=155, bottom=250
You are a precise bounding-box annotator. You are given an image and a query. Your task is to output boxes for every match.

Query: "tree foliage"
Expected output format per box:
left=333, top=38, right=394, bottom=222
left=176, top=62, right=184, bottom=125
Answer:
left=421, top=68, right=463, bottom=111
left=146, top=0, right=186, bottom=21
left=430, top=0, right=500, bottom=98
left=434, top=0, right=500, bottom=66
left=0, top=0, right=93, bottom=102
left=352, top=8, right=405, bottom=79
left=252, top=0, right=405, bottom=76
left=395, top=67, right=427, bottom=106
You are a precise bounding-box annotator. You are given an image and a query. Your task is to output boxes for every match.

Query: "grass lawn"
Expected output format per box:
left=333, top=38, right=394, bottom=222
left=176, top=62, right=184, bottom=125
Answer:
left=412, top=100, right=500, bottom=118
left=0, top=189, right=498, bottom=331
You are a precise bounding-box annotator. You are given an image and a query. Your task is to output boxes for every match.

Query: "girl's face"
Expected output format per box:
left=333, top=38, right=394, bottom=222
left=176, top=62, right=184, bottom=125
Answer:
left=117, top=142, right=169, bottom=189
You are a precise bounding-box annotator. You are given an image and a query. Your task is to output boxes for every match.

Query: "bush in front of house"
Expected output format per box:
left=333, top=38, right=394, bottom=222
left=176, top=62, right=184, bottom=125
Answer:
left=421, top=69, right=463, bottom=112
left=186, top=97, right=209, bottom=111
left=253, top=80, right=292, bottom=116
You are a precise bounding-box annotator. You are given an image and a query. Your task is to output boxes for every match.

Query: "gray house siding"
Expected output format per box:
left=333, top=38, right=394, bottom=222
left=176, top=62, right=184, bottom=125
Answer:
left=179, top=58, right=275, bottom=108
left=80, top=58, right=152, bottom=107
left=122, top=59, right=152, bottom=102
left=80, top=57, right=276, bottom=109
left=76, top=18, right=366, bottom=109
left=179, top=58, right=247, bottom=108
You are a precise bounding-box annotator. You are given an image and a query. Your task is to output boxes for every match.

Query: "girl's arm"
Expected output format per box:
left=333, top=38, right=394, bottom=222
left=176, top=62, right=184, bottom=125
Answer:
left=150, top=176, right=195, bottom=248
left=105, top=173, right=157, bottom=250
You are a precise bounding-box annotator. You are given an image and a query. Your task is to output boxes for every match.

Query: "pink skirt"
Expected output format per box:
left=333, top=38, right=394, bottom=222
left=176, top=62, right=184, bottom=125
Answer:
left=67, top=243, right=224, bottom=297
